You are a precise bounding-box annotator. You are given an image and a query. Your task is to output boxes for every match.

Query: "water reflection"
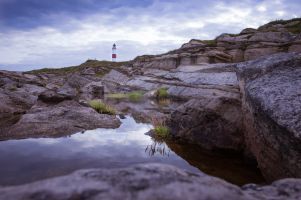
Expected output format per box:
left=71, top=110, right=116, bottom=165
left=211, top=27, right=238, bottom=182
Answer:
left=145, top=140, right=171, bottom=157
left=0, top=116, right=264, bottom=187
left=0, top=116, right=199, bottom=186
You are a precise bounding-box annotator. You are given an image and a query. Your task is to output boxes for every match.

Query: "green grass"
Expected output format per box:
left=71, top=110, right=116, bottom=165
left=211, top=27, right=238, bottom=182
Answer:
left=106, top=93, right=128, bottom=99
left=128, top=91, right=144, bottom=102
left=157, top=98, right=171, bottom=106
left=264, top=18, right=301, bottom=26
left=287, top=22, right=301, bottom=34
left=28, top=66, right=79, bottom=75
left=151, top=117, right=170, bottom=138
left=154, top=126, right=170, bottom=138
left=156, top=88, right=168, bottom=99
left=258, top=18, right=301, bottom=33
left=200, top=39, right=217, bottom=47
left=88, top=100, right=116, bottom=115
left=107, top=91, right=144, bottom=102
left=27, top=60, right=129, bottom=75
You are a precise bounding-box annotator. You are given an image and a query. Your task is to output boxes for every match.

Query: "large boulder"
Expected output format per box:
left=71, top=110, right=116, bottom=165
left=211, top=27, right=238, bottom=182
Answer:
left=0, top=164, right=301, bottom=200
left=236, top=53, right=301, bottom=181
left=3, top=100, right=121, bottom=139
left=170, top=97, right=243, bottom=151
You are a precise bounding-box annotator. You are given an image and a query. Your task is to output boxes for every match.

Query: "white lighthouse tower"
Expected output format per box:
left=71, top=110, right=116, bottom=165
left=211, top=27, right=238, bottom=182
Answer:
left=112, top=43, right=117, bottom=62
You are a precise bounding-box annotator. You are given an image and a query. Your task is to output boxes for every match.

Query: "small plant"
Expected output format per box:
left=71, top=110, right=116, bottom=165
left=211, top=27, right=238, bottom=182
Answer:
left=157, top=98, right=171, bottom=106
left=155, top=88, right=168, bottom=99
left=201, top=39, right=217, bottom=47
left=107, top=91, right=144, bottom=102
left=88, top=100, right=116, bottom=115
left=151, top=117, right=170, bottom=138
left=106, top=93, right=128, bottom=99
left=8, top=85, right=17, bottom=91
left=128, top=91, right=144, bottom=102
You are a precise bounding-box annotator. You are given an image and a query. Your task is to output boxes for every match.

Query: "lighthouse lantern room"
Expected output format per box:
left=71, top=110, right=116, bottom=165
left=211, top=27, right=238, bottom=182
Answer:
left=112, top=43, right=117, bottom=62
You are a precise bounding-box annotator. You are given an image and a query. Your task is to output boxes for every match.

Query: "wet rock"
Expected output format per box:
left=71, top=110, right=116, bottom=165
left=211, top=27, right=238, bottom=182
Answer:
left=81, top=81, right=104, bottom=100
left=170, top=97, right=243, bottom=151
left=4, top=100, right=121, bottom=139
left=38, top=90, right=73, bottom=104
left=56, top=73, right=93, bottom=98
left=57, top=83, right=78, bottom=98
left=237, top=52, right=301, bottom=181
left=0, top=164, right=301, bottom=200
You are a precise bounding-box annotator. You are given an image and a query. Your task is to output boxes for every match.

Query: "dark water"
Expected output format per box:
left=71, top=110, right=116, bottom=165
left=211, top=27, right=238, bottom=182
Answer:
left=0, top=116, right=264, bottom=186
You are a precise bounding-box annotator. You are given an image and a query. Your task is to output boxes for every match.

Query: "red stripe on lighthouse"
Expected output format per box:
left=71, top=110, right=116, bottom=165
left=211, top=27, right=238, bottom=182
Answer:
left=112, top=54, right=116, bottom=58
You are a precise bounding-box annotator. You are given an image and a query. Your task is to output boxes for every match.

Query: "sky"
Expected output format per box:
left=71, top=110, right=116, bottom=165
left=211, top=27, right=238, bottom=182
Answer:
left=0, top=0, right=300, bottom=71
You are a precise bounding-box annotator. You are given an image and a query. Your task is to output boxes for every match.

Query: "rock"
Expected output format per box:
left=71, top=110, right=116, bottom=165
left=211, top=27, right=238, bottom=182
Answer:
left=289, top=44, right=301, bottom=53
left=236, top=52, right=301, bottom=181
left=248, top=32, right=293, bottom=43
left=65, top=73, right=92, bottom=89
left=56, top=73, right=94, bottom=98
left=3, top=100, right=121, bottom=139
left=227, top=49, right=245, bottom=62
left=57, top=83, right=78, bottom=98
left=179, top=53, right=192, bottom=65
left=240, top=28, right=257, bottom=35
left=1, top=164, right=301, bottom=200
left=216, top=34, right=252, bottom=43
left=38, top=90, right=73, bottom=104
left=102, top=69, right=130, bottom=85
left=181, top=39, right=205, bottom=48
left=170, top=97, right=243, bottom=151
left=81, top=81, right=104, bottom=100
left=207, top=50, right=232, bottom=63
left=244, top=47, right=280, bottom=61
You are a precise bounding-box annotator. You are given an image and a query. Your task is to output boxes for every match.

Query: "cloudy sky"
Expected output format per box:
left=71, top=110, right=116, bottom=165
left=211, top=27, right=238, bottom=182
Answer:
left=0, top=0, right=300, bottom=71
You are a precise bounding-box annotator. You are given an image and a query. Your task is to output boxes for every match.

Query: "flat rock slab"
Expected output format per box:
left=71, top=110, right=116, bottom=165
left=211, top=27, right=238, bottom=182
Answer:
left=168, top=71, right=238, bottom=85
left=0, top=164, right=300, bottom=200
left=3, top=100, right=121, bottom=139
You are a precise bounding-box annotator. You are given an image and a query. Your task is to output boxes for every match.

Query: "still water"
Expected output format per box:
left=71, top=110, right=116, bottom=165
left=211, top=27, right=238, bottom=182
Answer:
left=0, top=116, right=264, bottom=186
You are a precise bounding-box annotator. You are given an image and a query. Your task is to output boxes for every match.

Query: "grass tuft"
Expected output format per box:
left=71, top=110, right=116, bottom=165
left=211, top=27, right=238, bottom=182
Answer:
left=106, top=93, right=128, bottom=99
left=151, top=117, right=170, bottom=138
left=107, top=91, right=144, bottom=102
left=88, top=100, right=116, bottom=115
left=155, top=88, right=168, bottom=99
left=128, top=91, right=144, bottom=102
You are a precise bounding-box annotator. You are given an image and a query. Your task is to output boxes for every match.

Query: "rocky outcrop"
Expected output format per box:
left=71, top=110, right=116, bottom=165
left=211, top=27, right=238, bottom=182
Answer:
left=131, top=18, right=301, bottom=69
left=2, top=100, right=121, bottom=139
left=170, top=97, right=243, bottom=151
left=0, top=164, right=300, bottom=200
left=0, top=70, right=46, bottom=133
left=236, top=53, right=301, bottom=181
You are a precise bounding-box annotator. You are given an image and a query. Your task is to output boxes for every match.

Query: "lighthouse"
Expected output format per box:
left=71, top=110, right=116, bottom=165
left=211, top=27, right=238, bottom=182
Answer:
left=112, top=43, right=117, bottom=62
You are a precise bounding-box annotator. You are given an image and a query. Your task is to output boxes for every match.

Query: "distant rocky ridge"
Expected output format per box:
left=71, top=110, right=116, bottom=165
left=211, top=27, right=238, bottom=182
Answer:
left=0, top=18, right=301, bottom=199
left=132, top=18, right=301, bottom=69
